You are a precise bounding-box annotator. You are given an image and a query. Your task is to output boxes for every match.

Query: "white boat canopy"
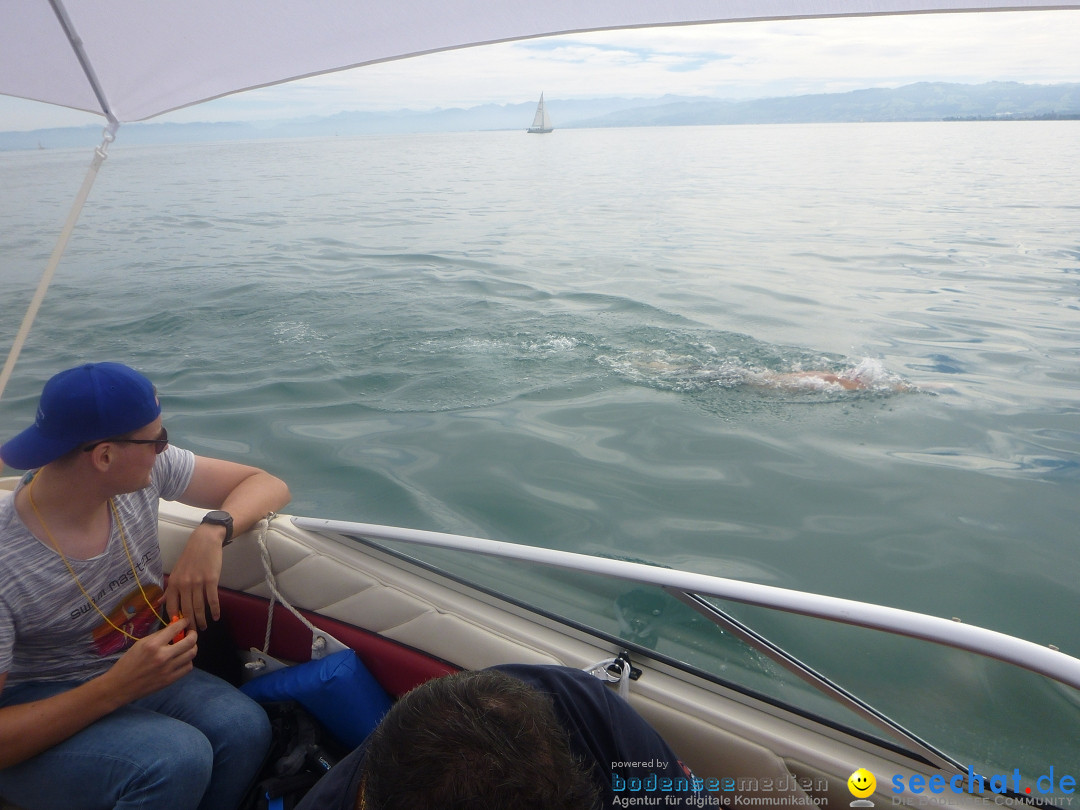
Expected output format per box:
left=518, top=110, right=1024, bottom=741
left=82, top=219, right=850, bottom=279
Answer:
left=4, top=0, right=1080, bottom=125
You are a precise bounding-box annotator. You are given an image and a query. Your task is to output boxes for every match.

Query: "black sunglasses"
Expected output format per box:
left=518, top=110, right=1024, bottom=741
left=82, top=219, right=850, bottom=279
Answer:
left=83, top=427, right=169, bottom=454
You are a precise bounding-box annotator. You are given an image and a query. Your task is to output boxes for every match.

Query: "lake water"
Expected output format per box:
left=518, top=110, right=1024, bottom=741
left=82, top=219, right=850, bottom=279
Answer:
left=2, top=122, right=1079, bottom=776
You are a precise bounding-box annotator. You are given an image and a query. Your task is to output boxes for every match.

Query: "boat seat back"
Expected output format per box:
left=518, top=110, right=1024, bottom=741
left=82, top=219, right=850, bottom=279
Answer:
left=216, top=586, right=456, bottom=697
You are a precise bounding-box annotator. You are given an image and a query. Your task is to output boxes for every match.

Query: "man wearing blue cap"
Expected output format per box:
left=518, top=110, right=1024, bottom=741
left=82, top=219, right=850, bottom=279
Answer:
left=0, top=362, right=291, bottom=810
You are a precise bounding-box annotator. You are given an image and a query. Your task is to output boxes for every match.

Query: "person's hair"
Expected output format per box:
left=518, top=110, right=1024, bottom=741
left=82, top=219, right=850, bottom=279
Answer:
left=359, top=669, right=601, bottom=810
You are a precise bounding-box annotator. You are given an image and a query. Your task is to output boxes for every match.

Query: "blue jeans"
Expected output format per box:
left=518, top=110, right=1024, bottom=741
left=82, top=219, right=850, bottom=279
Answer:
left=0, top=668, right=271, bottom=810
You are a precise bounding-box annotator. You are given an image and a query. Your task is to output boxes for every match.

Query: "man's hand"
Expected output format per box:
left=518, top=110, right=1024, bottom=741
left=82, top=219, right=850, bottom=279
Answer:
left=105, top=617, right=198, bottom=702
left=164, top=523, right=226, bottom=629
left=0, top=619, right=198, bottom=769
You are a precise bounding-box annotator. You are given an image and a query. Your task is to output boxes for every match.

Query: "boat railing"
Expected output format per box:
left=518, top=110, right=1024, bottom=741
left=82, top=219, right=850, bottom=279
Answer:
left=292, top=517, right=1080, bottom=772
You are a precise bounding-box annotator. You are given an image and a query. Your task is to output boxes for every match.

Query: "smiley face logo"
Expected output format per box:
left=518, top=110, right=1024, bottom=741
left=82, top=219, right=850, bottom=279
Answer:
left=848, top=769, right=876, bottom=799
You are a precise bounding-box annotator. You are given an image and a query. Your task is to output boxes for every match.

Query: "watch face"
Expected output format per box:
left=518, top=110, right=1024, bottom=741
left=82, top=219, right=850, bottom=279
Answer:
left=203, top=510, right=234, bottom=544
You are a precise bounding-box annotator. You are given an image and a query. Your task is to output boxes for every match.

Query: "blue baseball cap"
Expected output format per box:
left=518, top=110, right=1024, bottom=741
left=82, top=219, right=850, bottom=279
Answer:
left=0, top=362, right=161, bottom=470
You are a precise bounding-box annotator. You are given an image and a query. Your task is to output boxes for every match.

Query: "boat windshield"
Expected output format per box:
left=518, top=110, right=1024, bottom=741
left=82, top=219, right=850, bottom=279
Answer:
left=323, top=527, right=1080, bottom=791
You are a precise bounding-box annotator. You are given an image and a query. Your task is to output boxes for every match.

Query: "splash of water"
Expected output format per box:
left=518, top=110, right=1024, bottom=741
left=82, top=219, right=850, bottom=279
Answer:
left=599, top=350, right=916, bottom=395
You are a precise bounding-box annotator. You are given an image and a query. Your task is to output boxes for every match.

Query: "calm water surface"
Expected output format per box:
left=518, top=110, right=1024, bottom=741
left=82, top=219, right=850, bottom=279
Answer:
left=2, top=123, right=1079, bottom=773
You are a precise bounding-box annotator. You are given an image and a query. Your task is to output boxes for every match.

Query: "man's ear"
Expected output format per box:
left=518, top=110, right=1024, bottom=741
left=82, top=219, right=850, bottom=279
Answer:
left=86, top=442, right=114, bottom=471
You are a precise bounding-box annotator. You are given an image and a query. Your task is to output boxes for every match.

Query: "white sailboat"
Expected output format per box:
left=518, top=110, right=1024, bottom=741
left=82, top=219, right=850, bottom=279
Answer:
left=527, top=92, right=554, bottom=133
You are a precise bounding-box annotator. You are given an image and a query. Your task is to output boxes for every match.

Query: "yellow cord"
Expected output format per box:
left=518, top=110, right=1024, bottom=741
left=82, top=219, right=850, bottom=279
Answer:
left=27, top=474, right=168, bottom=642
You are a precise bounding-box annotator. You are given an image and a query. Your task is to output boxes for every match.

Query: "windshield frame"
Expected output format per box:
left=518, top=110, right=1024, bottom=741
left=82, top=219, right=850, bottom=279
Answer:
left=294, top=515, right=1080, bottom=773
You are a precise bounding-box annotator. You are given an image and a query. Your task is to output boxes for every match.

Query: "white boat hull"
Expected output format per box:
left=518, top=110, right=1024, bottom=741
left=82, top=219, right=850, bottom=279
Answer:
left=151, top=493, right=988, bottom=808
left=0, top=478, right=1054, bottom=808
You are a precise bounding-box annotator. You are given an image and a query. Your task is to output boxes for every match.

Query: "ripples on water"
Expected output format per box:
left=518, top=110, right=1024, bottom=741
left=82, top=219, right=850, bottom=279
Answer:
left=3, top=123, right=1078, bottom=599
left=2, top=123, right=1079, bottom=769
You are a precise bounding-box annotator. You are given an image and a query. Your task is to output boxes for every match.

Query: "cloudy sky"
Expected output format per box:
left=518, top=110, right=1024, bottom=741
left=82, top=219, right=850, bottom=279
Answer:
left=3, top=9, right=1079, bottom=131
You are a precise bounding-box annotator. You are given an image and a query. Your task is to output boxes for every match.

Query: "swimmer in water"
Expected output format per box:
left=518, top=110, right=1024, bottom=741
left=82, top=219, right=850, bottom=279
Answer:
left=765, top=370, right=869, bottom=390
left=625, top=355, right=920, bottom=393
left=758, top=368, right=917, bottom=392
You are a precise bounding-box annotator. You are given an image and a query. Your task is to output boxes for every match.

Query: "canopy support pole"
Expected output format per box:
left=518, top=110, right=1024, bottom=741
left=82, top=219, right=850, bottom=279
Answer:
left=0, top=123, right=118, bottom=401
left=0, top=0, right=121, bottom=402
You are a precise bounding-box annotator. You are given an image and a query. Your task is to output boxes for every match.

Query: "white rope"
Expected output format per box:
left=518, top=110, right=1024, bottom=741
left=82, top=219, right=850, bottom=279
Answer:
left=0, top=123, right=118, bottom=402
left=256, top=518, right=277, bottom=657
left=245, top=516, right=345, bottom=670
left=584, top=656, right=631, bottom=700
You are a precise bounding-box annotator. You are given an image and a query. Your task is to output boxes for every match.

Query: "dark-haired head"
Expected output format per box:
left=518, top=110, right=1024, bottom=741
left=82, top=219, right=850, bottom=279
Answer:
left=359, top=669, right=600, bottom=810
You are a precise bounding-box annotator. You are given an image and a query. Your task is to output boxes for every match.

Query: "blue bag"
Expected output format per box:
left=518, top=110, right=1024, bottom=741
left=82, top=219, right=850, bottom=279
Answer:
left=241, top=649, right=392, bottom=748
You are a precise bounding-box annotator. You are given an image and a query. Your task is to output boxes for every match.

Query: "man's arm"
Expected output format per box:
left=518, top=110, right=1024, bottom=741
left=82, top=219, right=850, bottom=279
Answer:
left=0, top=619, right=197, bottom=769
left=166, top=456, right=290, bottom=628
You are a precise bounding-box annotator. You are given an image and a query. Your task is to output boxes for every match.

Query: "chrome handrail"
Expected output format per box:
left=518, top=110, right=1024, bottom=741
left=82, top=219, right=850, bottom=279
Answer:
left=293, top=517, right=1080, bottom=692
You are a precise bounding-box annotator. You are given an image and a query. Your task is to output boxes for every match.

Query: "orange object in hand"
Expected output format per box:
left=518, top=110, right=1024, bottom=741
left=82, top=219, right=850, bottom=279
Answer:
left=170, top=613, right=186, bottom=643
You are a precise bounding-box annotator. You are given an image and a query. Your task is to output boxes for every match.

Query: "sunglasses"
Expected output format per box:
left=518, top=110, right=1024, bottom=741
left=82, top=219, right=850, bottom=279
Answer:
left=83, top=427, right=169, bottom=454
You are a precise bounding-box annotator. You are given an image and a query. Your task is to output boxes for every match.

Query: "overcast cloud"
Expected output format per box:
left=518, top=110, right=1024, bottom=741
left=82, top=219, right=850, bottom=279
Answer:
left=2, top=10, right=1078, bottom=131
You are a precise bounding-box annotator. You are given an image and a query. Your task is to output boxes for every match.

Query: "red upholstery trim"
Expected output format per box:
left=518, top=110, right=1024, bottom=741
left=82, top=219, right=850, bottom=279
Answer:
left=218, top=587, right=458, bottom=698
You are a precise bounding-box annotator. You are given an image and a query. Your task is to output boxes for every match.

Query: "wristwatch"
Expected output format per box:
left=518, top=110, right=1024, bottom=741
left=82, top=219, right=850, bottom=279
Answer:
left=201, top=510, right=234, bottom=546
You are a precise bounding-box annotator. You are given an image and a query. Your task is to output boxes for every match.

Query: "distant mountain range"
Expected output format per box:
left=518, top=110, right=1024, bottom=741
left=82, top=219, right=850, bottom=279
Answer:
left=4, top=81, right=1078, bottom=151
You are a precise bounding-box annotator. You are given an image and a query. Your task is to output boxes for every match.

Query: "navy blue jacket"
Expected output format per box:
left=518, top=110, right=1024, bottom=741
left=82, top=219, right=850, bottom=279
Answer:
left=296, top=663, right=705, bottom=810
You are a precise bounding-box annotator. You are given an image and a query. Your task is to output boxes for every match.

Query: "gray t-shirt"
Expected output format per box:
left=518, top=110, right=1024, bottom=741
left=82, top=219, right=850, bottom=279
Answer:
left=0, top=445, right=195, bottom=686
